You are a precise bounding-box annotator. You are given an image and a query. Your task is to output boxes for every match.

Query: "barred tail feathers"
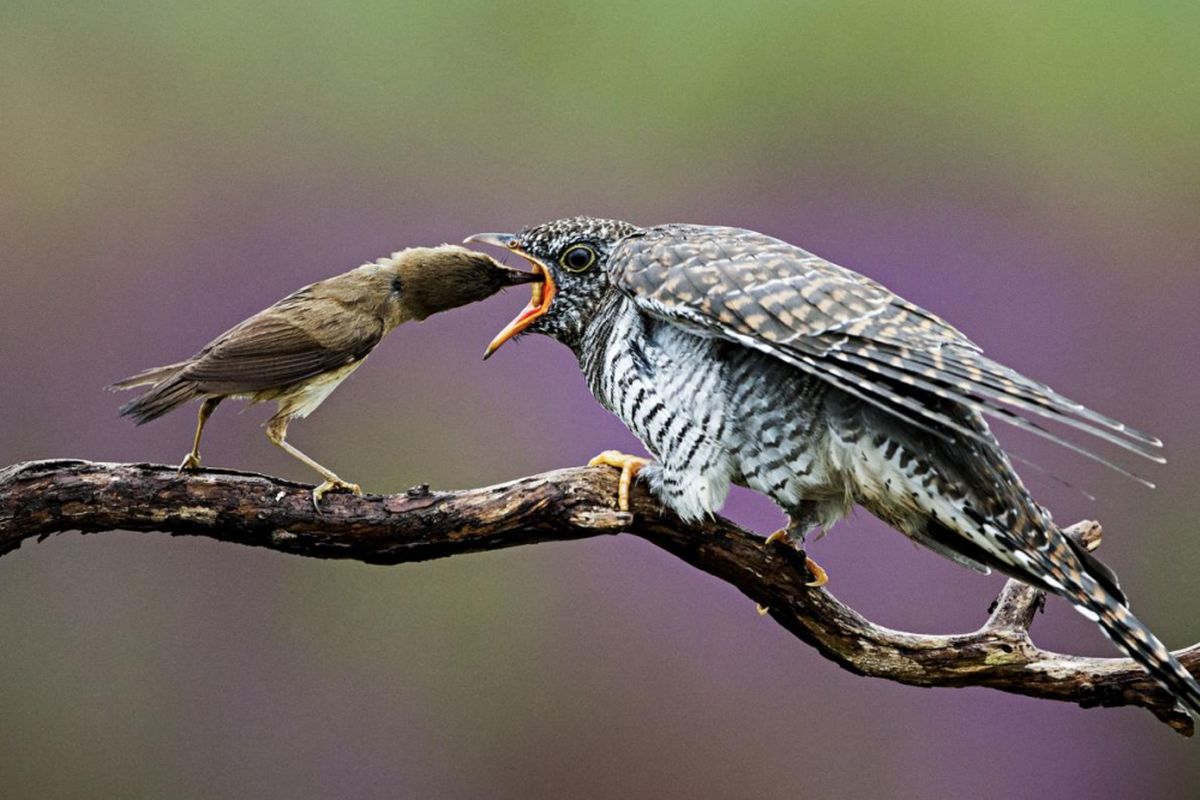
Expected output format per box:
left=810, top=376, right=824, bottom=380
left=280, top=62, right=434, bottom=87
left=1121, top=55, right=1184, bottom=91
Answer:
left=1067, top=572, right=1200, bottom=719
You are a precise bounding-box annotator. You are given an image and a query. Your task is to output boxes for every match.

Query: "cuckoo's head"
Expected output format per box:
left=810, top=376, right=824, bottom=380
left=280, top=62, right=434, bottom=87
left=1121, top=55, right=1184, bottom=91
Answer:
left=466, top=216, right=640, bottom=356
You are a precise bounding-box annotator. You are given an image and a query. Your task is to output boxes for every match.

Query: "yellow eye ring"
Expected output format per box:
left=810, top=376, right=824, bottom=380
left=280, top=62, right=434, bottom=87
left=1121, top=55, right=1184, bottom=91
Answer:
left=560, top=244, right=597, bottom=272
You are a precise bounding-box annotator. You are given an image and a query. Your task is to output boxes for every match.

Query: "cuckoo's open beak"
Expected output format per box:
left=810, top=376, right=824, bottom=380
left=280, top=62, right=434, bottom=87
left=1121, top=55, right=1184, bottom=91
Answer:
left=465, top=233, right=556, bottom=360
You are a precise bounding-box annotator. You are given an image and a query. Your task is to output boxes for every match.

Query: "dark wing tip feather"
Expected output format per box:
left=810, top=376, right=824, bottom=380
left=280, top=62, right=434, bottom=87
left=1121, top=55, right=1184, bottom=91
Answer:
left=835, top=338, right=1164, bottom=451
left=613, top=226, right=1161, bottom=486
left=827, top=350, right=1160, bottom=487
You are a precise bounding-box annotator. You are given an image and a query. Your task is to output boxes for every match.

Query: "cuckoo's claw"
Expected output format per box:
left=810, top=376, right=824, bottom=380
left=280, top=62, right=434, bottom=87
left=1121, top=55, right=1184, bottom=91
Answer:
left=587, top=450, right=651, bottom=511
left=764, top=528, right=789, bottom=546
left=764, top=527, right=829, bottom=587
left=803, top=555, right=829, bottom=588
left=312, top=477, right=363, bottom=510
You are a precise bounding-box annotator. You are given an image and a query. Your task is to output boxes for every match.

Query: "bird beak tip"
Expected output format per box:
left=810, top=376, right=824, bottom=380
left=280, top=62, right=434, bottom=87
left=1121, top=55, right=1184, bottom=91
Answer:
left=464, top=232, right=516, bottom=249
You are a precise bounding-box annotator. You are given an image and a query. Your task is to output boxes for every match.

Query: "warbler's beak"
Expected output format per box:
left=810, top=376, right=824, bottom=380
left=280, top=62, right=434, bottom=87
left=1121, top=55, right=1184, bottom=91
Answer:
left=498, top=265, right=543, bottom=286
left=464, top=232, right=518, bottom=249
left=465, top=232, right=556, bottom=360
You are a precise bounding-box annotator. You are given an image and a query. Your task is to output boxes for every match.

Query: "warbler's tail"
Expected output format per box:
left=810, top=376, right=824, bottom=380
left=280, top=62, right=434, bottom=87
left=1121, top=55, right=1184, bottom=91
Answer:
left=109, top=362, right=189, bottom=391
left=110, top=363, right=199, bottom=425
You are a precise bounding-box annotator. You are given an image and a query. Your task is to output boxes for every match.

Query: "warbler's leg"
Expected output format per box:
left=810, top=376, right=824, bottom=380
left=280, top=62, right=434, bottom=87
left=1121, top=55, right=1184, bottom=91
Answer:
left=179, top=396, right=222, bottom=471
left=265, top=416, right=362, bottom=509
left=587, top=450, right=652, bottom=511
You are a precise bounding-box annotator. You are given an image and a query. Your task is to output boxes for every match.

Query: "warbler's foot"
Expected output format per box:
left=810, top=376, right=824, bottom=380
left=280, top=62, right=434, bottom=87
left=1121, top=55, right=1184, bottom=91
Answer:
left=764, top=528, right=829, bottom=588
left=587, top=450, right=651, bottom=511
left=312, top=477, right=363, bottom=509
left=178, top=452, right=202, bottom=472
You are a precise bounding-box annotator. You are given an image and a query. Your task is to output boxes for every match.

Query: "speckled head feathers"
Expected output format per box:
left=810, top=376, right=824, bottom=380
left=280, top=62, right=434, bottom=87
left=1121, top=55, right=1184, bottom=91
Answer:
left=515, top=216, right=641, bottom=257
left=509, top=217, right=642, bottom=347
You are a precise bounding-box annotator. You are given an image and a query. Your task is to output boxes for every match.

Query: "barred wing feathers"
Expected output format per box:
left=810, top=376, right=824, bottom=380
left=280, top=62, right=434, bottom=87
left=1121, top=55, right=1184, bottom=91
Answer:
left=609, top=225, right=1161, bottom=483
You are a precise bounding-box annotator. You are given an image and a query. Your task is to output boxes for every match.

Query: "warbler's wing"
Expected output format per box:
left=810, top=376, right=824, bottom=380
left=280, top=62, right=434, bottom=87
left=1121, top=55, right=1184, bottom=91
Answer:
left=181, top=291, right=383, bottom=394
left=608, top=224, right=1161, bottom=479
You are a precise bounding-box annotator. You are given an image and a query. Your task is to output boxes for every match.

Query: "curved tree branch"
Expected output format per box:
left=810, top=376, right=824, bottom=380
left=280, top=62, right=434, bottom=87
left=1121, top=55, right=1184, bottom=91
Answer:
left=1, top=459, right=1196, bottom=736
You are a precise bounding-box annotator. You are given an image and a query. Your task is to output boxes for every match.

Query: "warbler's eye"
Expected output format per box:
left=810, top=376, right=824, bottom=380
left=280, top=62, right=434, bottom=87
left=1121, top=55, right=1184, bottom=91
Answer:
left=561, top=244, right=597, bottom=273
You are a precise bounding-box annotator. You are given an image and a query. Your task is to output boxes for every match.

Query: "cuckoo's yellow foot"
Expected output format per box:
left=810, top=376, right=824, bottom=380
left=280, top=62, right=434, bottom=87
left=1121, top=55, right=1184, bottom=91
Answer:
left=765, top=528, right=829, bottom=588
left=588, top=450, right=650, bottom=511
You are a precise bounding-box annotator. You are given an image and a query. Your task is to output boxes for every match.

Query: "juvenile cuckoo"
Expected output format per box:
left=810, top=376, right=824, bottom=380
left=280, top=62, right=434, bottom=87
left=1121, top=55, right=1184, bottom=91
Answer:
left=468, top=217, right=1200, bottom=719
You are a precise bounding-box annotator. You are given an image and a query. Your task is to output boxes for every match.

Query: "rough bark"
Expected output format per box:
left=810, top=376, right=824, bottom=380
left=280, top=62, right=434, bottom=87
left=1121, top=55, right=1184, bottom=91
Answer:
left=1, top=459, right=1196, bottom=735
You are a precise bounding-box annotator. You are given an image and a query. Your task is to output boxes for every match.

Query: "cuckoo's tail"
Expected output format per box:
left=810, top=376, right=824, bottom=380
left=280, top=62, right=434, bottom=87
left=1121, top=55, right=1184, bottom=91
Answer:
left=1069, top=573, right=1200, bottom=720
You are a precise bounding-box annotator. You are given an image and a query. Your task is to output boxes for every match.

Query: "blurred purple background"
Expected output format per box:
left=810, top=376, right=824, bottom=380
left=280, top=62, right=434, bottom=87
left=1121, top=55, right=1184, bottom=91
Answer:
left=2, top=3, right=1198, bottom=797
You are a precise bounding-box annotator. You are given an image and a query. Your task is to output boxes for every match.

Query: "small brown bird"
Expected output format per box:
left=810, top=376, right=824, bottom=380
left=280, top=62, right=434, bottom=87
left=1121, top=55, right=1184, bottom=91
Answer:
left=112, top=245, right=538, bottom=506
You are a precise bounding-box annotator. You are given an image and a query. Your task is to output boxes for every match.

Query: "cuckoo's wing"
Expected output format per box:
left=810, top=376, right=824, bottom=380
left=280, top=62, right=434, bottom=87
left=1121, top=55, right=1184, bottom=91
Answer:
left=181, top=293, right=383, bottom=395
left=609, top=225, right=1162, bottom=482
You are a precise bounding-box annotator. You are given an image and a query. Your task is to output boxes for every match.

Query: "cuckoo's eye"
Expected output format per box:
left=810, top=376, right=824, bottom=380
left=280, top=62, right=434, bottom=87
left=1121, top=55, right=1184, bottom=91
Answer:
left=560, top=244, right=597, bottom=273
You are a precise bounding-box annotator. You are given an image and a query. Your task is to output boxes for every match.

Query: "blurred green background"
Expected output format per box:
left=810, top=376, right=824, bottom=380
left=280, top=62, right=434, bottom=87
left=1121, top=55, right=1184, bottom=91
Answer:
left=2, top=2, right=1199, bottom=797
